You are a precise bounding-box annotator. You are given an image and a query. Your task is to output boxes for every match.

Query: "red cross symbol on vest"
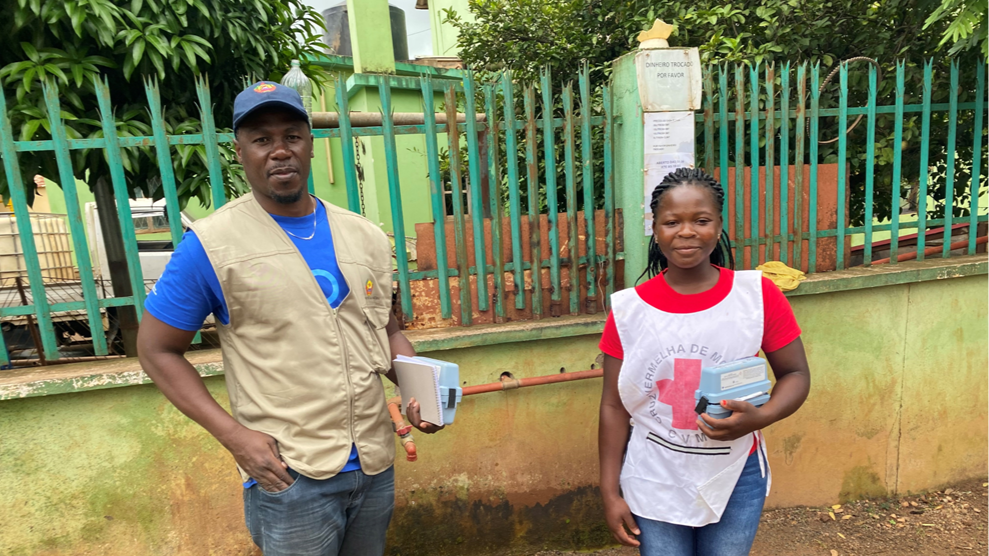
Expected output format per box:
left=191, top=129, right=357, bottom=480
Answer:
left=656, top=358, right=702, bottom=430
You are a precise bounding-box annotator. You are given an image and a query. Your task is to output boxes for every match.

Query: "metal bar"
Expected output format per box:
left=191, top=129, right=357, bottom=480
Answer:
left=765, top=64, right=776, bottom=262
left=970, top=61, right=986, bottom=254
left=501, top=72, right=526, bottom=310
left=579, top=61, right=597, bottom=313
left=144, top=80, right=184, bottom=248
left=524, top=85, right=543, bottom=319
left=334, top=74, right=362, bottom=214
left=0, top=87, right=57, bottom=362
left=917, top=60, right=933, bottom=261
left=194, top=76, right=226, bottom=209
left=445, top=86, right=473, bottom=325
left=749, top=63, right=761, bottom=267
left=462, top=70, right=489, bottom=310
left=603, top=84, right=616, bottom=307
left=943, top=60, right=959, bottom=259
left=734, top=65, right=746, bottom=265
left=563, top=84, right=580, bottom=315
left=809, top=63, right=821, bottom=272
left=376, top=79, right=413, bottom=320
left=541, top=66, right=562, bottom=315
left=863, top=65, right=878, bottom=265
left=891, top=62, right=905, bottom=264
left=779, top=63, right=791, bottom=265
left=719, top=66, right=729, bottom=225
left=484, top=83, right=506, bottom=321
left=42, top=82, right=108, bottom=356
left=95, top=77, right=146, bottom=318
left=793, top=63, right=807, bottom=270
left=836, top=63, right=849, bottom=269
left=420, top=76, right=452, bottom=319
left=704, top=67, right=715, bottom=174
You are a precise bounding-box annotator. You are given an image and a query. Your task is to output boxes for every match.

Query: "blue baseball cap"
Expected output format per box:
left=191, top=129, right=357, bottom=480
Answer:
left=232, top=81, right=309, bottom=131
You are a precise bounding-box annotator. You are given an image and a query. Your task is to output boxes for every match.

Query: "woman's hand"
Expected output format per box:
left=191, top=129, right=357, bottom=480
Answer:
left=696, top=399, right=769, bottom=441
left=603, top=494, right=641, bottom=547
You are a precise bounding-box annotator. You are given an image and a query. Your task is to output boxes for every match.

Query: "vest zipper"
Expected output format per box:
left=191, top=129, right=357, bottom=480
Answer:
left=330, top=306, right=358, bottom=456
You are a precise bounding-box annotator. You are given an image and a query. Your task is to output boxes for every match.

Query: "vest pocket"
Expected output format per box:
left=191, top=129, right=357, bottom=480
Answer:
left=362, top=305, right=391, bottom=373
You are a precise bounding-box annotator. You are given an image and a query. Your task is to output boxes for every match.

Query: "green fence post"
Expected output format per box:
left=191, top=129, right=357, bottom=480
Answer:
left=749, top=63, right=761, bottom=266
left=462, top=70, right=489, bottom=309
left=42, top=82, right=108, bottom=356
left=95, top=77, right=146, bottom=315
left=808, top=63, right=820, bottom=272
left=704, top=68, right=715, bottom=175
left=540, top=67, right=562, bottom=316
left=501, top=72, right=526, bottom=310
left=734, top=65, right=745, bottom=266
left=837, top=63, right=849, bottom=270
left=891, top=61, right=905, bottom=263
left=916, top=60, right=933, bottom=261
left=524, top=85, right=543, bottom=319
left=377, top=78, right=414, bottom=320
left=0, top=88, right=59, bottom=361
left=194, top=76, right=226, bottom=209
left=942, top=60, right=959, bottom=259
left=144, top=80, right=184, bottom=247
left=765, top=63, right=776, bottom=262
left=779, top=63, right=790, bottom=264
left=334, top=73, right=362, bottom=214
left=793, top=63, right=807, bottom=270
left=579, top=61, right=597, bottom=313
left=719, top=66, right=729, bottom=225
left=603, top=84, right=615, bottom=306
left=969, top=61, right=986, bottom=255
left=420, top=76, right=452, bottom=319
left=445, top=85, right=473, bottom=325
left=484, top=82, right=506, bottom=321
left=563, top=84, right=580, bottom=314
left=863, top=65, right=878, bottom=265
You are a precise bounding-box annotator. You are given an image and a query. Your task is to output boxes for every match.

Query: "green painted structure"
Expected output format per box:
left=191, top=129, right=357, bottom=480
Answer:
left=0, top=257, right=985, bottom=555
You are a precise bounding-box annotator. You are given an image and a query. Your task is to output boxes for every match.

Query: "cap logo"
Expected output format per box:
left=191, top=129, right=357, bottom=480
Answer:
left=254, top=83, right=276, bottom=93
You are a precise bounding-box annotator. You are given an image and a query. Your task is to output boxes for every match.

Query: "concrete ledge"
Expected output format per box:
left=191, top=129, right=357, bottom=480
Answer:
left=1, top=254, right=984, bottom=402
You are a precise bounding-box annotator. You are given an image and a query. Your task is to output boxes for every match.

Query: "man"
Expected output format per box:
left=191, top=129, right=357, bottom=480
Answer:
left=137, top=81, right=440, bottom=556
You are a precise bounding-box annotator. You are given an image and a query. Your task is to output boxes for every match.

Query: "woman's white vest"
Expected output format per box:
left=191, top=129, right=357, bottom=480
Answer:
left=612, top=270, right=770, bottom=526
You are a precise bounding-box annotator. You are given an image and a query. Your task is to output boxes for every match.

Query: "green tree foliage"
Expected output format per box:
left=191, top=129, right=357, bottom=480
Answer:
left=0, top=0, right=328, bottom=208
left=923, top=0, right=988, bottom=56
left=447, top=0, right=986, bottom=226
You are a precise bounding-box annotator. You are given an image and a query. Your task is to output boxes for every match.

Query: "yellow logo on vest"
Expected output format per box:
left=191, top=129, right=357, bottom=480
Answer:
left=365, top=279, right=374, bottom=297
left=254, top=83, right=276, bottom=93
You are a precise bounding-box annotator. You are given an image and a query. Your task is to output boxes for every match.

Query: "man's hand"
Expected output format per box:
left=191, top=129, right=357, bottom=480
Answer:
left=696, top=399, right=769, bottom=441
left=406, top=397, right=444, bottom=434
left=603, top=494, right=641, bottom=547
left=220, top=426, right=295, bottom=492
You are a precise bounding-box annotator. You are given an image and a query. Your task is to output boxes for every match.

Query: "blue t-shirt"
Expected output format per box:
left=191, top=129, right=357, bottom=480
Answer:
left=144, top=200, right=362, bottom=477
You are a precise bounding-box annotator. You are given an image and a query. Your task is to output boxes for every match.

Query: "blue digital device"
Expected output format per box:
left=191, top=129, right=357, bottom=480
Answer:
left=694, top=357, right=772, bottom=419
left=412, top=356, right=463, bottom=424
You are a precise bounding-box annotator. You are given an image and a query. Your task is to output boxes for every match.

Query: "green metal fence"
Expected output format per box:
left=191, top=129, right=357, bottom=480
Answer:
left=698, top=58, right=988, bottom=272
left=0, top=63, right=618, bottom=364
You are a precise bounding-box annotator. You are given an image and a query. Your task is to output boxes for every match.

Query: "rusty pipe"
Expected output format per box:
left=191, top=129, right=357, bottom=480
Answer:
left=462, top=368, right=603, bottom=396
left=312, top=111, right=486, bottom=129
left=386, top=396, right=417, bottom=462
left=871, top=234, right=987, bottom=265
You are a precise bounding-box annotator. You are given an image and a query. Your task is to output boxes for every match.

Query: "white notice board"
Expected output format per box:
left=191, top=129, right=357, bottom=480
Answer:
left=643, top=111, right=695, bottom=235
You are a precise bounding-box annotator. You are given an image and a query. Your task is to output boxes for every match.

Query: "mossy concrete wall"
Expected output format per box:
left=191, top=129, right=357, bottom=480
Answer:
left=0, top=273, right=985, bottom=555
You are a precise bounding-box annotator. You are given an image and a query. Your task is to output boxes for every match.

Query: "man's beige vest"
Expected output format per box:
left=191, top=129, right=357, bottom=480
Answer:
left=191, top=193, right=395, bottom=480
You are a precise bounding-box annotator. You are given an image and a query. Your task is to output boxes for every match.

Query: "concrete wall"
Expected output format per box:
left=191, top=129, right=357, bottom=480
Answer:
left=0, top=272, right=985, bottom=555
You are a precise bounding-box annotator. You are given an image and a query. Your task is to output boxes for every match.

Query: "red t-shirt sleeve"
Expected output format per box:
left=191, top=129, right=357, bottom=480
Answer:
left=599, top=311, right=624, bottom=359
left=761, top=277, right=802, bottom=352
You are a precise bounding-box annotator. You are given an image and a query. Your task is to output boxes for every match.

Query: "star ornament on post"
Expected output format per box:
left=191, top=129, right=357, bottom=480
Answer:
left=637, top=19, right=675, bottom=49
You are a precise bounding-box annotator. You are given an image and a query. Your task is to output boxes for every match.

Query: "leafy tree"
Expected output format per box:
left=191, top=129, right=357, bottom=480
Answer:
left=923, top=0, right=988, bottom=56
left=0, top=0, right=328, bottom=355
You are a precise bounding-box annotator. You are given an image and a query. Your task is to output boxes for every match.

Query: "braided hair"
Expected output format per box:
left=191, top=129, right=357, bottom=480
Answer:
left=638, top=167, right=735, bottom=282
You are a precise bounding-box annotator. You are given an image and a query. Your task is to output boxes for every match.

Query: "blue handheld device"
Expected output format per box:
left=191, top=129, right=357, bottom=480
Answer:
left=694, top=356, right=772, bottom=419
left=412, top=356, right=463, bottom=424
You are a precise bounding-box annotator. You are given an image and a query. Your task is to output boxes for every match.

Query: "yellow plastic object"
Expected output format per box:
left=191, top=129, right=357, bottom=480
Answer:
left=756, top=261, right=806, bottom=292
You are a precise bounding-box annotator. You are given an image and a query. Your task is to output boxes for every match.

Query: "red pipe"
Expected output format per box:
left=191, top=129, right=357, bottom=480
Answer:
left=871, top=235, right=986, bottom=265
left=462, top=368, right=603, bottom=396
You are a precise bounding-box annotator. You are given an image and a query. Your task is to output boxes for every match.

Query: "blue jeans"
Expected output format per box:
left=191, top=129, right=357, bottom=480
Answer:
left=634, top=451, right=767, bottom=556
left=244, top=466, right=395, bottom=556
